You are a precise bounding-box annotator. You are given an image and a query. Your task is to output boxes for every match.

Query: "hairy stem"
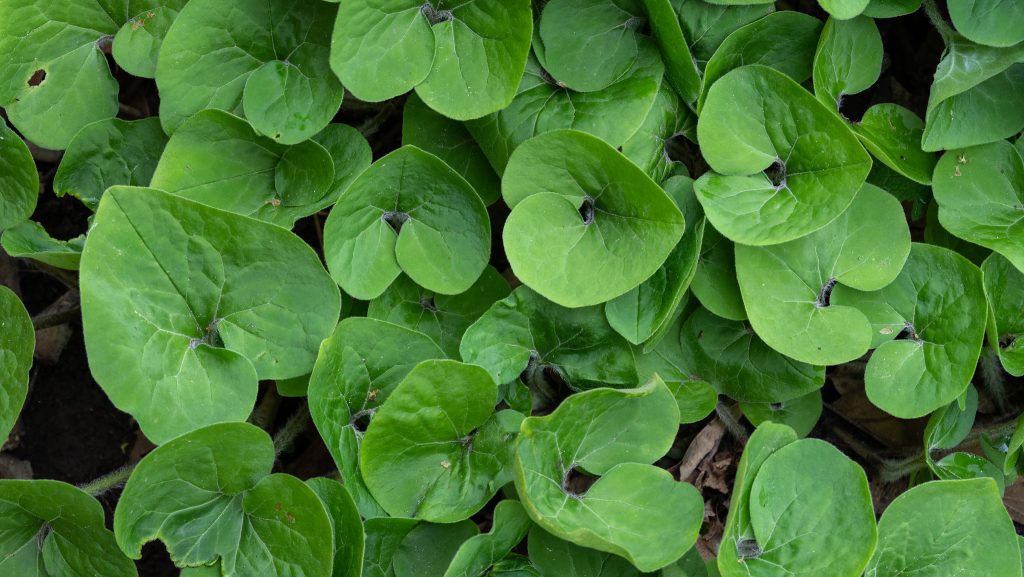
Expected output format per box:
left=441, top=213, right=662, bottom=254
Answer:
left=980, top=347, right=1009, bottom=412
left=79, top=464, right=135, bottom=496
left=923, top=0, right=954, bottom=41
left=274, top=401, right=311, bottom=457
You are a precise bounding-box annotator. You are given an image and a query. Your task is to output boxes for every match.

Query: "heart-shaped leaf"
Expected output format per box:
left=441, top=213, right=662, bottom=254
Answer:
left=735, top=184, right=911, bottom=365
left=740, top=390, right=823, bottom=438
left=324, top=145, right=491, bottom=300
left=308, top=317, right=445, bottom=518
left=0, top=286, right=33, bottom=447
left=307, top=477, right=365, bottom=577
left=812, top=16, right=883, bottom=110
left=110, top=1, right=188, bottom=78
left=691, top=224, right=747, bottom=321
left=114, top=422, right=334, bottom=577
left=460, top=286, right=638, bottom=392
left=80, top=186, right=340, bottom=443
left=832, top=243, right=987, bottom=418
left=502, top=130, right=685, bottom=307
left=695, top=65, right=872, bottom=245
left=331, top=0, right=532, bottom=120
left=864, top=479, right=1021, bottom=577
left=514, top=378, right=704, bottom=572
left=0, top=119, right=37, bottom=231
left=949, top=0, right=1024, bottom=48
left=853, top=104, right=936, bottom=185
left=982, top=253, right=1024, bottom=376
left=680, top=307, right=825, bottom=403
left=0, top=480, right=138, bottom=577
left=0, top=221, right=85, bottom=270
left=443, top=500, right=532, bottom=577
left=932, top=141, right=1024, bottom=272
left=157, top=0, right=342, bottom=144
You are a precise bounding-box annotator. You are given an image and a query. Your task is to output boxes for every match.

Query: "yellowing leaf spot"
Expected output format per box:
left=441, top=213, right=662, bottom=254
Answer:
left=441, top=460, right=451, bottom=469
left=880, top=327, right=894, bottom=335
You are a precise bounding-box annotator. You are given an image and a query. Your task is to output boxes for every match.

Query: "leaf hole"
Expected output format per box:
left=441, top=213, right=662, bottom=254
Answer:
left=814, top=278, right=837, bottom=308
left=421, top=2, right=454, bottom=25
left=561, top=464, right=599, bottom=497
left=351, top=409, right=375, bottom=433
left=736, top=537, right=762, bottom=559
left=382, top=211, right=410, bottom=234
left=27, top=69, right=46, bottom=87
left=895, top=321, right=922, bottom=343
left=578, top=196, right=596, bottom=226
left=765, top=159, right=786, bottom=189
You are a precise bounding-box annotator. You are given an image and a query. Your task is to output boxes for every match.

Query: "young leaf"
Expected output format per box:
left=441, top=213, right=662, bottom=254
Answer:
left=982, top=253, right=1024, bottom=376
left=514, top=378, right=704, bottom=572
left=680, top=308, right=825, bottom=403
left=817, top=0, right=870, bottom=20
left=948, top=0, right=1024, bottom=48
left=812, top=16, right=883, bottom=110
left=735, top=184, right=911, bottom=366
left=695, top=65, right=872, bottom=245
left=502, top=130, right=685, bottom=307
left=110, top=1, right=188, bottom=78
left=368, top=267, right=510, bottom=358
left=80, top=186, right=340, bottom=443
left=149, top=109, right=338, bottom=227
left=443, top=500, right=533, bottom=577
left=157, top=0, right=342, bottom=144
left=741, top=390, right=823, bottom=438
left=924, top=385, right=978, bottom=452
left=852, top=104, right=936, bottom=185
left=394, top=521, right=479, bottom=577
left=832, top=243, right=988, bottom=419
left=307, top=478, right=366, bottom=577
left=53, top=117, right=168, bottom=210
left=308, top=318, right=445, bottom=518
left=0, top=286, right=34, bottom=444
left=114, top=422, right=334, bottom=576
left=0, top=480, right=138, bottom=577
left=0, top=118, right=38, bottom=231
left=864, top=479, right=1021, bottom=577
left=323, top=145, right=491, bottom=300
left=360, top=360, right=523, bottom=522
left=460, top=286, right=638, bottom=391
left=932, top=141, right=1024, bottom=273
left=690, top=224, right=747, bottom=321
left=331, top=0, right=533, bottom=120
left=679, top=1, right=775, bottom=68
left=527, top=525, right=644, bottom=577
left=0, top=221, right=85, bottom=271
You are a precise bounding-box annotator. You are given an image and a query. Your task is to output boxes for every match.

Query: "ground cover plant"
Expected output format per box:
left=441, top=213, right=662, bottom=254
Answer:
left=2, top=0, right=1024, bottom=575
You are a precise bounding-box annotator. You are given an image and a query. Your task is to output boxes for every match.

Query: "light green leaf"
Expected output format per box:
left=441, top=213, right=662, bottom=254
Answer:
left=363, top=518, right=420, bottom=577
left=443, top=500, right=532, bottom=577
left=832, top=243, right=988, bottom=419
left=0, top=221, right=85, bottom=271
left=111, top=2, right=189, bottom=78
left=80, top=186, right=340, bottom=443
left=853, top=104, right=936, bottom=185
left=634, top=313, right=719, bottom=423
left=812, top=16, right=882, bottom=110
left=681, top=308, right=825, bottom=403
left=114, top=422, right=334, bottom=577
left=930, top=452, right=1006, bottom=491
left=817, top=0, right=869, bottom=19
left=0, top=118, right=38, bottom=231
left=0, top=286, right=33, bottom=446
left=678, top=0, right=775, bottom=68
left=695, top=65, right=872, bottom=245
left=621, top=86, right=695, bottom=183
left=503, top=130, right=685, bottom=307
left=157, top=0, right=342, bottom=144
left=740, top=390, right=822, bottom=438
left=308, top=317, right=445, bottom=518
left=53, top=117, right=168, bottom=210
left=949, top=0, right=1024, bottom=48
left=924, top=385, right=978, bottom=452
left=0, top=480, right=137, bottom=577
left=361, top=359, right=522, bottom=522
left=735, top=184, right=911, bottom=365
left=460, top=286, right=638, bottom=392
left=932, top=141, right=1024, bottom=273
left=368, top=267, right=510, bottom=358
left=982, top=253, right=1024, bottom=376
left=690, top=224, right=746, bottom=321
left=323, top=145, right=491, bottom=300
left=923, top=201, right=991, bottom=265
left=643, top=0, right=703, bottom=105
left=307, top=478, right=365, bottom=577
left=861, top=0, right=921, bottom=17
left=514, top=378, right=703, bottom=572
left=527, top=525, right=643, bottom=577
left=394, top=521, right=479, bottom=577
left=864, top=479, right=1021, bottom=577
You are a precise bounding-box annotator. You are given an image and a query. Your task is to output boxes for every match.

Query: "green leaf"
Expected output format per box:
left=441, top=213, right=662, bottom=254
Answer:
left=923, top=201, right=991, bottom=265
left=0, top=118, right=38, bottom=231
left=0, top=221, right=85, bottom=271
left=466, top=49, right=664, bottom=174
left=861, top=0, right=921, bottom=17
left=443, top=500, right=533, bottom=577
left=331, top=0, right=533, bottom=120
left=361, top=360, right=522, bottom=522
left=621, top=86, right=695, bottom=183
left=817, top=0, right=869, bottom=19
left=394, top=521, right=479, bottom=577
left=53, top=117, right=168, bottom=210
left=308, top=317, right=445, bottom=518
left=812, top=16, right=883, bottom=110
left=149, top=109, right=338, bottom=227
left=643, top=0, right=703, bottom=105
left=864, top=479, right=1021, bottom=577
left=740, top=390, right=823, bottom=438
left=832, top=243, right=988, bottom=419
left=527, top=525, right=643, bottom=577
left=0, top=285, right=33, bottom=448
left=948, top=0, right=1024, bottom=48
left=718, top=432, right=876, bottom=577
left=982, top=253, right=1024, bottom=376
left=634, top=313, right=719, bottom=423
left=502, top=130, right=685, bottom=307
left=932, top=141, right=1024, bottom=273
left=680, top=308, right=825, bottom=403
left=605, top=175, right=703, bottom=345
left=111, top=2, right=189, bottom=78
left=157, top=0, right=343, bottom=144
left=80, top=186, right=340, bottom=443
left=402, top=93, right=502, bottom=206
left=853, top=104, right=936, bottom=185
left=460, top=286, right=638, bottom=391
left=695, top=65, right=872, bottom=245
left=924, top=385, right=978, bottom=452
left=678, top=0, right=775, bottom=68
left=490, top=556, right=542, bottom=577
left=324, top=145, right=491, bottom=300
left=735, top=184, right=911, bottom=365
left=930, top=452, right=1006, bottom=492
left=0, top=480, right=137, bottom=577
left=514, top=378, right=704, bottom=572
left=307, top=478, right=365, bottom=577
left=114, top=422, right=334, bottom=576
left=690, top=224, right=747, bottom=321
left=368, top=267, right=510, bottom=358
left=699, top=11, right=823, bottom=113
left=363, top=518, right=420, bottom=577
left=922, top=36, right=1024, bottom=151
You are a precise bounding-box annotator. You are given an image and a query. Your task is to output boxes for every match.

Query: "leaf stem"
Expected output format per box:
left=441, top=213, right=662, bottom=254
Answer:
left=79, top=464, right=135, bottom=496
left=274, top=401, right=311, bottom=458
left=922, top=0, right=954, bottom=42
